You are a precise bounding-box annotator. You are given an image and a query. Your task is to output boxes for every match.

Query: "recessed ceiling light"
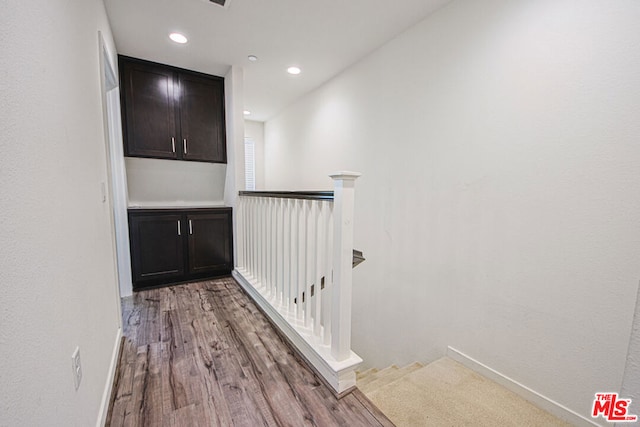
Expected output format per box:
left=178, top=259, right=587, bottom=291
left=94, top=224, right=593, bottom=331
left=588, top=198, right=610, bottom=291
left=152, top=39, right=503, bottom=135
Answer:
left=169, top=33, right=188, bottom=44
left=248, top=55, right=258, bottom=62
left=287, top=66, right=301, bottom=75
left=243, top=110, right=251, bottom=116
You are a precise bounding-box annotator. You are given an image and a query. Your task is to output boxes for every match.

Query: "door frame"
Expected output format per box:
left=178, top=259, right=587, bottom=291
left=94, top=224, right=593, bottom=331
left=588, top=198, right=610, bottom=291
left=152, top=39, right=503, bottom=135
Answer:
left=99, top=32, right=133, bottom=299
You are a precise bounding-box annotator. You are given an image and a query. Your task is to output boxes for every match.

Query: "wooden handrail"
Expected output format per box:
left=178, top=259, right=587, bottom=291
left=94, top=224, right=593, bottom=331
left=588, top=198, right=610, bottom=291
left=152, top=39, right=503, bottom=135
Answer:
left=239, top=191, right=334, bottom=201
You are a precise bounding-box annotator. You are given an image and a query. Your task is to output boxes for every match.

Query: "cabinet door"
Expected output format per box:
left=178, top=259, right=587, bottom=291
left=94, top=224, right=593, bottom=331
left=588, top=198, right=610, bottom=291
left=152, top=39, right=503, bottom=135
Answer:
left=129, top=214, right=184, bottom=287
left=121, top=59, right=178, bottom=159
left=178, top=73, right=226, bottom=163
left=187, top=212, right=232, bottom=275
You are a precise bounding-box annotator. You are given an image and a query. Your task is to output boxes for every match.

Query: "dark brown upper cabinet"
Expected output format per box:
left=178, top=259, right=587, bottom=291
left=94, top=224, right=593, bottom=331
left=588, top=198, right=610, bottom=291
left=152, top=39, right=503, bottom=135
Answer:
left=119, top=55, right=227, bottom=163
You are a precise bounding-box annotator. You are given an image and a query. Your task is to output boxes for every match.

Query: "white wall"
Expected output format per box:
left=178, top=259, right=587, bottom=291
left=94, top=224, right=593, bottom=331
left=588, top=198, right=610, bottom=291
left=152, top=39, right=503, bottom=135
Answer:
left=244, top=120, right=265, bottom=189
left=223, top=66, right=246, bottom=269
left=223, top=65, right=246, bottom=207
left=264, top=0, right=640, bottom=421
left=620, top=284, right=640, bottom=424
left=0, top=1, right=123, bottom=426
left=126, top=158, right=226, bottom=206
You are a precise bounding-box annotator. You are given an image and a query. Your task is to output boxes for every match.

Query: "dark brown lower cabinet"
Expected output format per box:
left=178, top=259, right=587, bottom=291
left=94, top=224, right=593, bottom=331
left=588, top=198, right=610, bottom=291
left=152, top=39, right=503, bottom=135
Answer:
left=187, top=212, right=231, bottom=275
left=128, top=208, right=233, bottom=290
left=129, top=213, right=184, bottom=284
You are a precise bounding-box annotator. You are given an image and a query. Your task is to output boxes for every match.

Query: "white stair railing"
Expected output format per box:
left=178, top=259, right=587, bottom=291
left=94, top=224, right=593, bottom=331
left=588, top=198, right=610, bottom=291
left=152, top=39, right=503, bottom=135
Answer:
left=233, top=172, right=362, bottom=395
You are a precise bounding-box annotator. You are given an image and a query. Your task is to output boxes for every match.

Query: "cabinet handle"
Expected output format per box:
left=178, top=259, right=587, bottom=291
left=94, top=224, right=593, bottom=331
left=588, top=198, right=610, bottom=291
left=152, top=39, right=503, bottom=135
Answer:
left=177, top=220, right=181, bottom=236
left=171, top=137, right=176, bottom=153
left=183, top=138, right=187, bottom=154
left=189, top=219, right=193, bottom=235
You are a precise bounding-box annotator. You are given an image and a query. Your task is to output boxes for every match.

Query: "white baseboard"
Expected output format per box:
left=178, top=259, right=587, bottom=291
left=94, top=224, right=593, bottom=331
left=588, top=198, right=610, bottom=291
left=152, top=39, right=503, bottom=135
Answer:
left=447, top=347, right=601, bottom=427
left=96, top=327, right=123, bottom=427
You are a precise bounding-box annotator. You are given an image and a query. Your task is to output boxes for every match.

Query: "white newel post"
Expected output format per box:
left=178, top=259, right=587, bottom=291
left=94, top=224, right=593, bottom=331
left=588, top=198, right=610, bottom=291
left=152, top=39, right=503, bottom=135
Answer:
left=329, top=171, right=361, bottom=361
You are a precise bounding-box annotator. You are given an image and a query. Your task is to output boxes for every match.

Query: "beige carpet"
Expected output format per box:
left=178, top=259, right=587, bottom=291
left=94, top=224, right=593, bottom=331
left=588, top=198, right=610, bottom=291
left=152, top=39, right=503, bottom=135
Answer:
left=360, top=357, right=573, bottom=427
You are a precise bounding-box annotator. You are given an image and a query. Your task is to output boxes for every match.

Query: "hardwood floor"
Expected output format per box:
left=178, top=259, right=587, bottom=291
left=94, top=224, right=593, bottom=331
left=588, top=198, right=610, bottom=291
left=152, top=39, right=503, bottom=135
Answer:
left=106, top=277, right=394, bottom=426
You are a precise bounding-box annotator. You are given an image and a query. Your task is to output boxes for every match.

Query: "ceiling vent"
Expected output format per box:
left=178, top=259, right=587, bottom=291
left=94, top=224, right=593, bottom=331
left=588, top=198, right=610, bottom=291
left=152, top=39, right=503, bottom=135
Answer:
left=209, top=0, right=232, bottom=9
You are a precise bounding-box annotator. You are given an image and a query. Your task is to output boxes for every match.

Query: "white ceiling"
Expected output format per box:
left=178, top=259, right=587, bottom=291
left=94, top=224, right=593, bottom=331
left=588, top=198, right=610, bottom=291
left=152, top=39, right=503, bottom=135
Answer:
left=104, top=0, right=450, bottom=122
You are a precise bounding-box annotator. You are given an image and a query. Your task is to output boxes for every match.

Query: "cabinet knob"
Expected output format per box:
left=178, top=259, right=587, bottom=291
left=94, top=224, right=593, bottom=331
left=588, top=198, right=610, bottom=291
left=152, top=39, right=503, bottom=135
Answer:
left=183, top=138, right=188, bottom=154
left=189, top=219, right=193, bottom=235
left=171, top=137, right=176, bottom=153
left=177, top=220, right=181, bottom=236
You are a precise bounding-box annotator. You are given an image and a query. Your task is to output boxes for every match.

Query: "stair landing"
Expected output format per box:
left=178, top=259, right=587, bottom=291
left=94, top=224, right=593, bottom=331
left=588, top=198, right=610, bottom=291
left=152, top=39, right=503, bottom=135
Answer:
left=357, top=357, right=571, bottom=427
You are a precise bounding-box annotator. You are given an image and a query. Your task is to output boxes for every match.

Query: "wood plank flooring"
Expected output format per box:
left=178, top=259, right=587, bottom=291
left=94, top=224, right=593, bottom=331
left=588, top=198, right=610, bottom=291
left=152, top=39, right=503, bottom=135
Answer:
left=106, top=277, right=394, bottom=427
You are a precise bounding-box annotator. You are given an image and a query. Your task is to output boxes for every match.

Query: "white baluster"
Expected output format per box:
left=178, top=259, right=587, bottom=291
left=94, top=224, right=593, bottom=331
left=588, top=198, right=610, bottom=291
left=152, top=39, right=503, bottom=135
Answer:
left=298, top=199, right=307, bottom=321
left=266, top=197, right=271, bottom=293
left=323, top=201, right=333, bottom=346
left=236, top=197, right=242, bottom=269
left=283, top=198, right=291, bottom=308
left=252, top=197, right=259, bottom=283
left=305, top=200, right=315, bottom=328
left=274, top=198, right=281, bottom=304
left=313, top=200, right=323, bottom=337
left=272, top=199, right=277, bottom=298
left=269, top=198, right=276, bottom=300
left=245, top=197, right=250, bottom=275
left=262, top=197, right=267, bottom=289
left=289, top=199, right=298, bottom=313
left=264, top=198, right=269, bottom=293
left=247, top=197, right=253, bottom=276
left=246, top=197, right=251, bottom=274
left=251, top=197, right=260, bottom=285
left=239, top=197, right=245, bottom=269
left=265, top=197, right=271, bottom=295
left=256, top=197, right=261, bottom=285
left=243, top=197, right=248, bottom=271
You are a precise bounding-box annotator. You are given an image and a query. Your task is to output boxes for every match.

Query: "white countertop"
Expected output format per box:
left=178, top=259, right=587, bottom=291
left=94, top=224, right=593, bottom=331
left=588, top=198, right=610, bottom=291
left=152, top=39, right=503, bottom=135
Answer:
left=128, top=201, right=227, bottom=209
